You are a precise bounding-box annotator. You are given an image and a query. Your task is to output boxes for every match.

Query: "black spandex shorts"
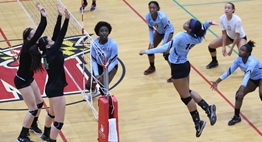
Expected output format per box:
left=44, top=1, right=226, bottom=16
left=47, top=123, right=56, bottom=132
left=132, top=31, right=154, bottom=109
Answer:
left=171, top=61, right=191, bottom=79
left=14, top=74, right=34, bottom=89
left=227, top=35, right=247, bottom=43
left=45, top=88, right=64, bottom=98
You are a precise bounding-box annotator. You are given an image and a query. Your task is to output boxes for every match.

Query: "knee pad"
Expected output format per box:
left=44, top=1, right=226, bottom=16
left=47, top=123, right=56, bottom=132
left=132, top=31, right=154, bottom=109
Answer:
left=181, top=96, right=192, bottom=105
left=48, top=113, right=55, bottom=119
left=29, top=109, right=38, bottom=116
left=189, top=90, right=192, bottom=93
left=37, top=102, right=44, bottom=109
left=163, top=53, right=170, bottom=61
left=53, top=121, right=64, bottom=130
left=208, top=47, right=216, bottom=52
left=148, top=54, right=154, bottom=57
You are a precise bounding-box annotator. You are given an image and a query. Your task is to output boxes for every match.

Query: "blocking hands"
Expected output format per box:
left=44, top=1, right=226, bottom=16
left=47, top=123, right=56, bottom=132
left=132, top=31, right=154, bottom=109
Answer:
left=36, top=2, right=46, bottom=17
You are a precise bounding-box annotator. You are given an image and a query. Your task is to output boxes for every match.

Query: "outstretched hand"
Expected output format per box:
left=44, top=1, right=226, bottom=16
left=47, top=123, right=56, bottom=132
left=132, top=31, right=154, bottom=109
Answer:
left=210, top=21, right=218, bottom=26
left=210, top=81, right=218, bottom=91
left=139, top=50, right=146, bottom=56
left=64, top=9, right=70, bottom=19
left=36, top=2, right=46, bottom=17
left=56, top=4, right=63, bottom=16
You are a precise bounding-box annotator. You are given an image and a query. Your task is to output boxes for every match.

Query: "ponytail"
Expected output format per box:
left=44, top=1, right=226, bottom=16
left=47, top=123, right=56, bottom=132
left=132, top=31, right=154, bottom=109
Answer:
left=245, top=40, right=255, bottom=54
left=29, top=45, right=44, bottom=73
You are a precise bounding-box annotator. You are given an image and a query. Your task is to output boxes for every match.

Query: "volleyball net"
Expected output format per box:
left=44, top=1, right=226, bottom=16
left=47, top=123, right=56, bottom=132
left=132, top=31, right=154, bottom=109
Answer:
left=18, top=0, right=120, bottom=141
left=17, top=0, right=101, bottom=120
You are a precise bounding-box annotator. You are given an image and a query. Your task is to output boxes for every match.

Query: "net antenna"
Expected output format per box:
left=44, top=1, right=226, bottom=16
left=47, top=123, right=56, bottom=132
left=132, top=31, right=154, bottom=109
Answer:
left=17, top=0, right=114, bottom=121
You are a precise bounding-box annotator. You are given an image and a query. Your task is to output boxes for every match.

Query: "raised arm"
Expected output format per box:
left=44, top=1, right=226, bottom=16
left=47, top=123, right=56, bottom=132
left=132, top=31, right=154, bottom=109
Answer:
left=50, top=9, right=69, bottom=52
left=25, top=3, right=47, bottom=47
left=52, top=4, right=63, bottom=41
left=52, top=15, right=62, bottom=41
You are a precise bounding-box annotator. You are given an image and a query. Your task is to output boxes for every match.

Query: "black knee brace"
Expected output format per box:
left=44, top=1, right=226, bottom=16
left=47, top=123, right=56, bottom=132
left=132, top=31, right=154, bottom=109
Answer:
left=48, top=113, right=55, bottom=119
left=163, top=53, right=170, bottom=61
left=53, top=121, right=64, bottom=130
left=148, top=54, right=154, bottom=56
left=37, top=102, right=44, bottom=109
left=181, top=96, right=192, bottom=105
left=29, top=109, right=38, bottom=116
left=208, top=46, right=216, bottom=52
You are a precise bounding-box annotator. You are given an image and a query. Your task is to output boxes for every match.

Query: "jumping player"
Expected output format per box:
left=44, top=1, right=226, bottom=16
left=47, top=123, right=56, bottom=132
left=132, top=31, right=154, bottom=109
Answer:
left=38, top=4, right=70, bottom=142
left=211, top=40, right=262, bottom=126
left=15, top=2, right=46, bottom=142
left=206, top=2, right=247, bottom=69
left=139, top=19, right=218, bottom=137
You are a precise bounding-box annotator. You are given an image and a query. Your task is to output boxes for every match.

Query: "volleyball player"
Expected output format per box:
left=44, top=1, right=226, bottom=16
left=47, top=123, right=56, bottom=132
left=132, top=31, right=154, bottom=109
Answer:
left=85, top=21, right=118, bottom=98
left=139, top=19, right=218, bottom=137
left=211, top=40, right=262, bottom=125
left=80, top=0, right=96, bottom=11
left=38, top=5, right=70, bottom=142
left=144, top=1, right=174, bottom=82
left=15, top=2, right=46, bottom=142
left=206, top=2, right=247, bottom=69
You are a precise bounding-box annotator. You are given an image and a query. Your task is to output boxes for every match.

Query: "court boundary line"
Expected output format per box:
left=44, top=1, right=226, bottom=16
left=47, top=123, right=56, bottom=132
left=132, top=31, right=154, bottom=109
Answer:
left=0, top=27, right=68, bottom=142
left=181, top=0, right=251, bottom=7
left=122, top=0, right=262, bottom=137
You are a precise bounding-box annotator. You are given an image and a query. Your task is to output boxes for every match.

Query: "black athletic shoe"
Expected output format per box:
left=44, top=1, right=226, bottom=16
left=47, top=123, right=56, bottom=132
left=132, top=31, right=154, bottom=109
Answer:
left=206, top=61, right=218, bottom=69
left=195, top=120, right=206, bottom=137
left=30, top=126, right=42, bottom=134
left=90, top=3, right=96, bottom=11
left=80, top=3, right=88, bottom=11
left=17, top=136, right=32, bottom=142
left=228, top=115, right=241, bottom=126
left=40, top=134, right=50, bottom=141
left=208, top=104, right=217, bottom=126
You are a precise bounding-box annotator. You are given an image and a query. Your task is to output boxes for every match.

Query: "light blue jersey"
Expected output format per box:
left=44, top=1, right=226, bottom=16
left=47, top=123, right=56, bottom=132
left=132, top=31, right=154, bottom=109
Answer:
left=146, top=20, right=211, bottom=64
left=220, top=55, right=262, bottom=87
left=146, top=11, right=174, bottom=45
left=91, top=38, right=118, bottom=76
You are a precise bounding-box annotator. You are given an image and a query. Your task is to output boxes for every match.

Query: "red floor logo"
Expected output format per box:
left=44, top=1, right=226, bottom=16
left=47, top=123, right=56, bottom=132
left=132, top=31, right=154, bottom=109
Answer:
left=0, top=35, right=92, bottom=103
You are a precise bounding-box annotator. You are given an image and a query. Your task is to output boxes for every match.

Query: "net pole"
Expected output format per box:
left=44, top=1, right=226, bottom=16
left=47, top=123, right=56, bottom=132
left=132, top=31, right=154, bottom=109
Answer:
left=80, top=0, right=86, bottom=95
left=103, top=62, right=109, bottom=101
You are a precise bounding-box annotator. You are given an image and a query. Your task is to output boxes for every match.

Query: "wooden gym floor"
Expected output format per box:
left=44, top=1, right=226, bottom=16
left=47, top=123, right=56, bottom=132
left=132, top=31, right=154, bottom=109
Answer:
left=0, top=0, right=262, bottom=141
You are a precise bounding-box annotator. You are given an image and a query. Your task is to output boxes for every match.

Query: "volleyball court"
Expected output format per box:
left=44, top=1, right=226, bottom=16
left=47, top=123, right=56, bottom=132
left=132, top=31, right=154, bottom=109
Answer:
left=17, top=0, right=119, bottom=141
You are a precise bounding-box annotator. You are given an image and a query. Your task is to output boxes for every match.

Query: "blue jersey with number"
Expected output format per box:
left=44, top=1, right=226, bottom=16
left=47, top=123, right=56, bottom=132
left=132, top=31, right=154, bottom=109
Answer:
left=220, top=55, right=262, bottom=87
left=146, top=20, right=211, bottom=64
left=145, top=11, right=174, bottom=45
